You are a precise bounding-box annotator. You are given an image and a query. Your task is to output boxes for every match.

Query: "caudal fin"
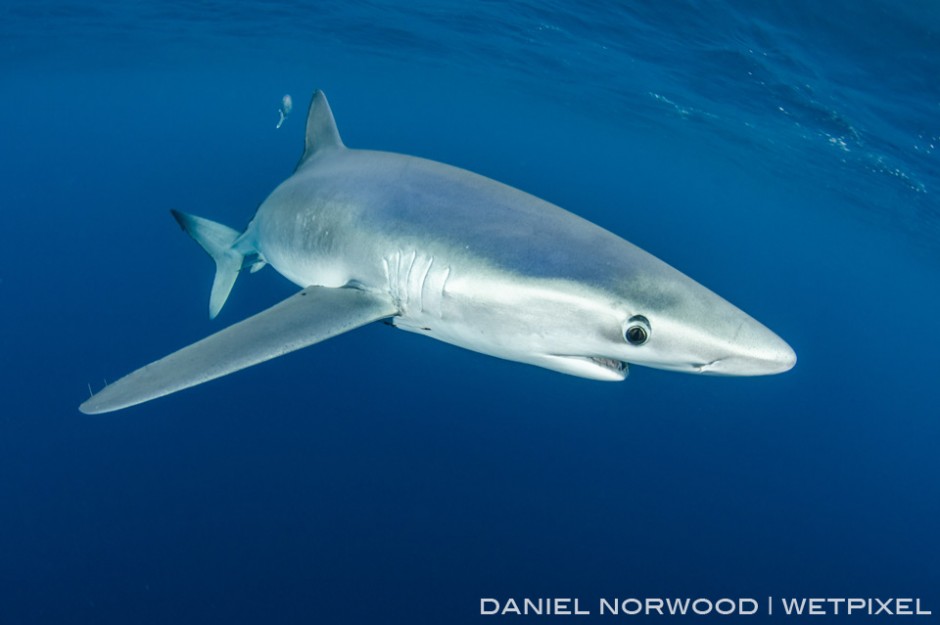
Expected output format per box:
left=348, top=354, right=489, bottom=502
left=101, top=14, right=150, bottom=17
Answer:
left=171, top=210, right=248, bottom=319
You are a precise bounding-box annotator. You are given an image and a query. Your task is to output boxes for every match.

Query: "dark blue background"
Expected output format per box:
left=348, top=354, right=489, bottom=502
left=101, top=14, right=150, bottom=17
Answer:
left=1, top=1, right=937, bottom=623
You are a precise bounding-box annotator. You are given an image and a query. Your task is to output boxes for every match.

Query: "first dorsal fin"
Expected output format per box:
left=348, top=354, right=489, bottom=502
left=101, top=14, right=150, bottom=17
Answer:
left=296, top=90, right=344, bottom=169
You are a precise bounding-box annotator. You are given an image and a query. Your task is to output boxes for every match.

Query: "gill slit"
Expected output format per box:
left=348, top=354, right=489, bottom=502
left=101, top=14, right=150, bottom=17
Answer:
left=419, top=256, right=434, bottom=313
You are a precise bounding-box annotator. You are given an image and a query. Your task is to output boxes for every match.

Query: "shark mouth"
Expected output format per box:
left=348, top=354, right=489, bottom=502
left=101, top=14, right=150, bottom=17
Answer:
left=589, top=356, right=629, bottom=376
left=543, top=354, right=629, bottom=381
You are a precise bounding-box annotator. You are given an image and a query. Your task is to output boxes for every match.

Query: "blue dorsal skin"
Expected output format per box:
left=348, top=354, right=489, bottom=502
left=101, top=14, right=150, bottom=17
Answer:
left=80, top=89, right=795, bottom=414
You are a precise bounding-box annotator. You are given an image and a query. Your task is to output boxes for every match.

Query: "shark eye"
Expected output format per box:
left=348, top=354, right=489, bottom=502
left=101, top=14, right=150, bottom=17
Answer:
left=625, top=315, right=650, bottom=345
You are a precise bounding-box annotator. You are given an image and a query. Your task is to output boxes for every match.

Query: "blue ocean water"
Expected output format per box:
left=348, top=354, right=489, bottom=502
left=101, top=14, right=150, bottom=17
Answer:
left=1, top=1, right=938, bottom=623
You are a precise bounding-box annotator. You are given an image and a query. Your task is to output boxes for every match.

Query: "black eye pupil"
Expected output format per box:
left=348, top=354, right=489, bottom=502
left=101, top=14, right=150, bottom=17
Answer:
left=626, top=326, right=647, bottom=345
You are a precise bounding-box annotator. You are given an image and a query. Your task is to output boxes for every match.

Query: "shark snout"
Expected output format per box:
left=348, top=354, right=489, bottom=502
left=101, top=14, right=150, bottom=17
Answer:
left=755, top=335, right=797, bottom=374
left=697, top=323, right=796, bottom=376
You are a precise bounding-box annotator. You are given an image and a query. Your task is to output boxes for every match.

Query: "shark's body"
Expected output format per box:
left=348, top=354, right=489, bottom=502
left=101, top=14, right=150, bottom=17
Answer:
left=80, top=91, right=794, bottom=414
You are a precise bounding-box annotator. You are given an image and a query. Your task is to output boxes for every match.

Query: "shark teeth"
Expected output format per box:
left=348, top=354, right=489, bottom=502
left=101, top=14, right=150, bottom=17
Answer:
left=589, top=356, right=629, bottom=375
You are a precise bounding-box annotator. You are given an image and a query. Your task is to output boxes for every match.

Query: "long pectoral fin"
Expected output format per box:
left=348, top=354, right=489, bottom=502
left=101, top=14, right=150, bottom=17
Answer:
left=80, top=287, right=398, bottom=414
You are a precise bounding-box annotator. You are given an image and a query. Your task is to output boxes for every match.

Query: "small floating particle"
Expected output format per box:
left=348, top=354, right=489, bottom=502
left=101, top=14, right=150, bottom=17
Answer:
left=276, top=94, right=293, bottom=129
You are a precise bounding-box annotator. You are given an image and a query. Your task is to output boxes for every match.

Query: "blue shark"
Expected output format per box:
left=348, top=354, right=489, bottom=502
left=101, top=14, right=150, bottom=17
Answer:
left=80, top=90, right=795, bottom=414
